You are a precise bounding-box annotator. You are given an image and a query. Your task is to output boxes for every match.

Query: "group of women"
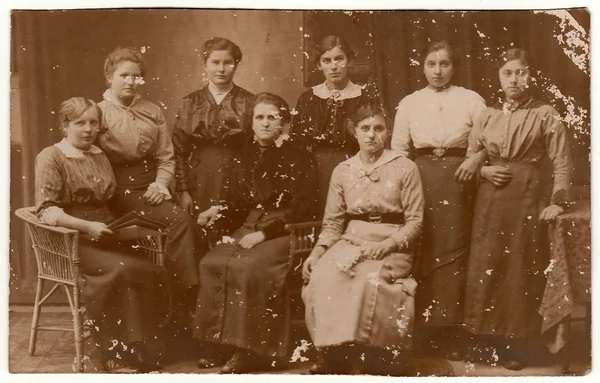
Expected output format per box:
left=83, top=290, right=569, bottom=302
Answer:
left=33, top=33, right=571, bottom=375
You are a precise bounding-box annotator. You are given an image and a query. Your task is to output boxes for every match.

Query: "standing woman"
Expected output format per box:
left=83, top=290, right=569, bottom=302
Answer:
left=464, top=48, right=571, bottom=370
left=391, top=40, right=487, bottom=359
left=173, top=37, right=254, bottom=216
left=291, top=35, right=382, bottom=216
left=97, top=47, right=198, bottom=318
left=193, top=93, right=317, bottom=373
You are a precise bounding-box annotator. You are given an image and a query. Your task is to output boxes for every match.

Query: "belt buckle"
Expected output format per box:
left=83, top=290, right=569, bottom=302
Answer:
left=433, top=147, right=447, bottom=157
left=368, top=213, right=382, bottom=223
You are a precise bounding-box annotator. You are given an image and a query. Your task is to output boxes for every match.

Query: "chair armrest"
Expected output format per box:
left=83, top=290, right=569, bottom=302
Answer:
left=285, top=221, right=323, bottom=231
left=15, top=207, right=79, bottom=236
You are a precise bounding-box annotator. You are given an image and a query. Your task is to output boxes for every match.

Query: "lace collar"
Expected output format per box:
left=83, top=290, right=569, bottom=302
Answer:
left=102, top=89, right=142, bottom=109
left=312, top=80, right=363, bottom=100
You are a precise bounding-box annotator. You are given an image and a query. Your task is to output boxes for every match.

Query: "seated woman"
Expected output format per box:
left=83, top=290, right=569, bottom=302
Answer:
left=35, top=97, right=166, bottom=373
left=96, top=47, right=198, bottom=320
left=302, top=103, right=425, bottom=375
left=193, top=93, right=318, bottom=373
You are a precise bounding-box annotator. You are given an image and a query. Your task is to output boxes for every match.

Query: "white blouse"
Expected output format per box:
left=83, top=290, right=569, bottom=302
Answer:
left=391, top=85, right=486, bottom=156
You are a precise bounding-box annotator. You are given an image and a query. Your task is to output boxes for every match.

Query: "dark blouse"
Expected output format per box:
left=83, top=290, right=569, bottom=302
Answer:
left=217, top=140, right=318, bottom=240
left=172, top=84, right=255, bottom=192
left=290, top=81, right=382, bottom=151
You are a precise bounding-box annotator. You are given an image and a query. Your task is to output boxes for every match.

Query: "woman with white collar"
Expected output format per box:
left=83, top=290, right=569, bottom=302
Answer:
left=172, top=37, right=255, bottom=217
left=302, top=103, right=424, bottom=375
left=290, top=35, right=382, bottom=217
left=96, top=47, right=198, bottom=325
left=35, top=97, right=166, bottom=373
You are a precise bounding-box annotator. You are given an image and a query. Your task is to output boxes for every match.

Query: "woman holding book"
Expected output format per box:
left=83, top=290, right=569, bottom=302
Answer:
left=35, top=97, right=167, bottom=373
left=193, top=93, right=317, bottom=373
left=302, top=103, right=424, bottom=375
left=96, top=47, right=198, bottom=317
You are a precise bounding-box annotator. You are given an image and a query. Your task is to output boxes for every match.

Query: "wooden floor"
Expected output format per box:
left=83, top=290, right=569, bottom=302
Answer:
left=8, top=305, right=591, bottom=376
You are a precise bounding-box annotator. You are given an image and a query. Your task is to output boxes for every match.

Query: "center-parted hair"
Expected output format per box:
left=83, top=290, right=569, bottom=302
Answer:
left=498, top=48, right=530, bottom=69
left=253, top=92, right=291, bottom=124
left=58, top=97, right=102, bottom=135
left=315, top=35, right=355, bottom=65
left=345, top=103, right=388, bottom=135
left=103, top=47, right=147, bottom=78
left=421, top=40, right=459, bottom=67
left=202, top=37, right=243, bottom=64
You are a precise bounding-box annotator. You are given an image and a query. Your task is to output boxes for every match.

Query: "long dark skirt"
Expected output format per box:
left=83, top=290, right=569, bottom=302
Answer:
left=79, top=238, right=167, bottom=350
left=109, top=156, right=199, bottom=289
left=413, top=154, right=475, bottom=327
left=312, top=146, right=354, bottom=219
left=187, top=145, right=236, bottom=212
left=193, top=210, right=292, bottom=357
left=464, top=160, right=548, bottom=339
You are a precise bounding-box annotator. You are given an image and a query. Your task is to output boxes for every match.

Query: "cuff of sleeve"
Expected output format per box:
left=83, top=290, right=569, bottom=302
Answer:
left=175, top=180, right=188, bottom=192
left=261, top=219, right=288, bottom=240
left=551, top=188, right=570, bottom=208
left=316, top=234, right=338, bottom=249
left=39, top=206, right=65, bottom=226
left=149, top=182, right=172, bottom=200
left=392, top=234, right=411, bottom=253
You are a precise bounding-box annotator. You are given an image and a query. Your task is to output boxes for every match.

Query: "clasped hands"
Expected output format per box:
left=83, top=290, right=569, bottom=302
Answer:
left=302, top=237, right=397, bottom=281
left=196, top=206, right=265, bottom=249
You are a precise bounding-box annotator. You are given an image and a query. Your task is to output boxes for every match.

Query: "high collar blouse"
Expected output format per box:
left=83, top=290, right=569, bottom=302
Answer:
left=467, top=98, right=572, bottom=206
left=96, top=89, right=175, bottom=187
left=316, top=150, right=424, bottom=252
left=391, top=85, right=486, bottom=156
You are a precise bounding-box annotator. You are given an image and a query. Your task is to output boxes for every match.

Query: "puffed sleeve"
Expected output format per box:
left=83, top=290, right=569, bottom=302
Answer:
left=391, top=97, right=413, bottom=157
left=541, top=106, right=572, bottom=206
left=172, top=99, right=194, bottom=192
left=315, top=164, right=347, bottom=249
left=289, top=91, right=313, bottom=150
left=34, top=147, right=66, bottom=226
left=153, top=107, right=175, bottom=188
left=260, top=148, right=319, bottom=240
left=469, top=92, right=487, bottom=123
left=467, top=107, right=491, bottom=157
left=390, top=161, right=424, bottom=251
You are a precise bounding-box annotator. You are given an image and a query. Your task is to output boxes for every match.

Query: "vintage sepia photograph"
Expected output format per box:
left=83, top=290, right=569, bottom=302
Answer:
left=5, top=1, right=592, bottom=379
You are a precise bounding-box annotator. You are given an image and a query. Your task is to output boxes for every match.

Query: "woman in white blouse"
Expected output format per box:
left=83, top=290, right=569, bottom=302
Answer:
left=391, top=40, right=487, bottom=361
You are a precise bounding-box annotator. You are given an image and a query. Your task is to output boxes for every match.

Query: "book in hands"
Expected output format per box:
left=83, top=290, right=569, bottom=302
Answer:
left=107, top=212, right=166, bottom=242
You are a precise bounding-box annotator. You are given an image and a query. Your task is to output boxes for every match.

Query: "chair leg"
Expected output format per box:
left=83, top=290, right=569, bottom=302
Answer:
left=28, top=278, right=44, bottom=356
left=68, top=285, right=84, bottom=373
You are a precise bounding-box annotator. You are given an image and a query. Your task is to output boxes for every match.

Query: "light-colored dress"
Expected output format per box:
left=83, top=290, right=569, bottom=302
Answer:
left=391, top=85, right=486, bottom=327
left=464, top=98, right=571, bottom=338
left=303, top=150, right=424, bottom=350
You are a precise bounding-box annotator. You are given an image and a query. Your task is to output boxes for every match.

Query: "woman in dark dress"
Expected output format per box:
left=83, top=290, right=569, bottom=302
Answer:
left=193, top=93, right=318, bottom=373
left=391, top=40, right=487, bottom=359
left=35, top=97, right=166, bottom=373
left=463, top=48, right=571, bottom=370
left=172, top=37, right=255, bottom=216
left=290, top=35, right=381, bottom=216
left=96, top=47, right=198, bottom=321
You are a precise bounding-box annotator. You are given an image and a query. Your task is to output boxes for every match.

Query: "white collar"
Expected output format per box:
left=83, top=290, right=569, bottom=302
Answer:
left=312, top=80, right=363, bottom=100
left=55, top=138, right=102, bottom=158
left=102, top=89, right=141, bottom=109
left=343, top=149, right=402, bottom=172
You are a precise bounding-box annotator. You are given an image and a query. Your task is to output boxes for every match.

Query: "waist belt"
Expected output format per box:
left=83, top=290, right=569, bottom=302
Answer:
left=415, top=147, right=467, bottom=158
left=347, top=212, right=404, bottom=224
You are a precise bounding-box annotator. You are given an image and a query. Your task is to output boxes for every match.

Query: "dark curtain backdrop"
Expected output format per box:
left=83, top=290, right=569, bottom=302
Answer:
left=304, top=9, right=590, bottom=186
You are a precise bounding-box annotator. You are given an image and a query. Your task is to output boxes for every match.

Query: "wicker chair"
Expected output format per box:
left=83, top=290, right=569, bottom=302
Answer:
left=15, top=207, right=170, bottom=372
